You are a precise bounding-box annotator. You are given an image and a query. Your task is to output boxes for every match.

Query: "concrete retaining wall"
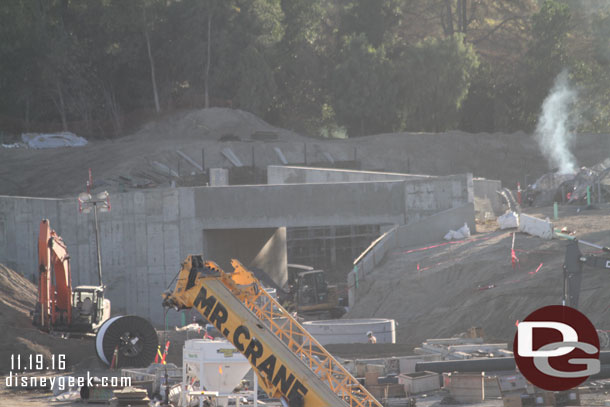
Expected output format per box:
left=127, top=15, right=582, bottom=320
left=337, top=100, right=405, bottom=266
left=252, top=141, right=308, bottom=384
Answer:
left=396, top=203, right=476, bottom=248
left=267, top=165, right=430, bottom=184
left=348, top=203, right=476, bottom=307
left=347, top=226, right=400, bottom=307
left=0, top=180, right=409, bottom=325
left=473, top=178, right=503, bottom=216
left=192, top=181, right=407, bottom=228
left=268, top=166, right=474, bottom=221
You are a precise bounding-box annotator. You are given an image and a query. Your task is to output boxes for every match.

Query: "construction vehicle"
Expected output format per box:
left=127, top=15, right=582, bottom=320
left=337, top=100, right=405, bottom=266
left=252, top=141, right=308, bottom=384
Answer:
left=32, top=219, right=111, bottom=333
left=162, top=255, right=382, bottom=407
left=250, top=264, right=345, bottom=319
left=289, top=265, right=345, bottom=318
left=558, top=232, right=610, bottom=308
left=34, top=219, right=158, bottom=367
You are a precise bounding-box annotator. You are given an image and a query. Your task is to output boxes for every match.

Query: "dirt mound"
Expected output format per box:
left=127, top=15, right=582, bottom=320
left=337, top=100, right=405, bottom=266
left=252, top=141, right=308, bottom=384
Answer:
left=346, top=205, right=610, bottom=345
left=0, top=264, right=100, bottom=374
left=0, top=108, right=305, bottom=197
left=0, top=264, right=37, bottom=312
left=133, top=107, right=302, bottom=142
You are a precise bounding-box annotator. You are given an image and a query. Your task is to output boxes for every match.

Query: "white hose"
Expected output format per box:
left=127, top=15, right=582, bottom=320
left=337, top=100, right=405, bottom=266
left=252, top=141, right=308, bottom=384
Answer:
left=96, top=315, right=122, bottom=365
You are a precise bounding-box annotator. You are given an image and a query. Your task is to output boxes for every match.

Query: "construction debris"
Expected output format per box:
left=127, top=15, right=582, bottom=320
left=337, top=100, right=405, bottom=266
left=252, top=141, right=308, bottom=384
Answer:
left=525, top=158, right=610, bottom=206
left=110, top=386, right=150, bottom=406
left=414, top=337, right=511, bottom=360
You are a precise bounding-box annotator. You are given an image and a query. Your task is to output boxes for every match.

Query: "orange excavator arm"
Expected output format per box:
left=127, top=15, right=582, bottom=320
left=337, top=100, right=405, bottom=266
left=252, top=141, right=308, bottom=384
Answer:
left=37, top=220, right=72, bottom=329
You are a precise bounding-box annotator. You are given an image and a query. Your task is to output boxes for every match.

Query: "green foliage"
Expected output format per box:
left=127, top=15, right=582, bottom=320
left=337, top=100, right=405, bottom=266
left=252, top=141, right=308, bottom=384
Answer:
left=399, top=34, right=479, bottom=132
left=520, top=0, right=571, bottom=128
left=1, top=0, right=610, bottom=137
left=236, top=46, right=277, bottom=117
left=332, top=34, right=400, bottom=137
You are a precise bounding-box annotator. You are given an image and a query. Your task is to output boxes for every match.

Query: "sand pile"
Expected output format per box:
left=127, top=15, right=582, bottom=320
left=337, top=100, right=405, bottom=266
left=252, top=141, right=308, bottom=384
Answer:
left=0, top=264, right=99, bottom=374
left=346, top=206, right=610, bottom=345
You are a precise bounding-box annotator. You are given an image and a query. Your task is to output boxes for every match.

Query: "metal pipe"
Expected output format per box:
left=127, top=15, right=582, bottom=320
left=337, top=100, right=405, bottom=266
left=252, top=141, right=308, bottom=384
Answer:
left=554, top=230, right=610, bottom=252
left=93, top=203, right=103, bottom=286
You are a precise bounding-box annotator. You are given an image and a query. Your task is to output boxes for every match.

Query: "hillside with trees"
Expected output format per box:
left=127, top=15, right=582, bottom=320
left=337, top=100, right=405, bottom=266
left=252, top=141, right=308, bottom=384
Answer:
left=1, top=0, right=609, bottom=139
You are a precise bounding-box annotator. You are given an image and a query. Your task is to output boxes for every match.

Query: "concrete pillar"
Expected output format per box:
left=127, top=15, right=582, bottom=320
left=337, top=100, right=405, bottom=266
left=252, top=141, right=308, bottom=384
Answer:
left=209, top=168, right=229, bottom=186
left=203, top=227, right=287, bottom=287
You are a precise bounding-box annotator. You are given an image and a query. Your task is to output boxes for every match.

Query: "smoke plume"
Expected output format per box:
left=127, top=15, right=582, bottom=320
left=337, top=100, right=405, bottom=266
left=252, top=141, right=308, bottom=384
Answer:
left=534, top=70, right=578, bottom=174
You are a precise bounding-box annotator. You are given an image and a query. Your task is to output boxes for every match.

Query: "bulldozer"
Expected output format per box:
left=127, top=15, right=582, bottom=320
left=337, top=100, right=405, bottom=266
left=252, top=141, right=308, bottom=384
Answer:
left=287, top=264, right=346, bottom=319
left=246, top=263, right=345, bottom=319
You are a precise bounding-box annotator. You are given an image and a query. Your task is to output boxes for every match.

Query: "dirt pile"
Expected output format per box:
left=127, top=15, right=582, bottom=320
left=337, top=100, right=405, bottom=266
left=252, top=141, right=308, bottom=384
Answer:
left=346, top=205, right=610, bottom=345
left=1, top=106, right=609, bottom=198
left=0, top=264, right=99, bottom=374
left=0, top=107, right=304, bottom=197
left=132, top=107, right=302, bottom=142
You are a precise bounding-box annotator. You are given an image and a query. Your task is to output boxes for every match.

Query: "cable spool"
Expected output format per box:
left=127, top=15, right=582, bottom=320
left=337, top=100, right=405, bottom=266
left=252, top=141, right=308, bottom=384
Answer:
left=96, top=315, right=158, bottom=368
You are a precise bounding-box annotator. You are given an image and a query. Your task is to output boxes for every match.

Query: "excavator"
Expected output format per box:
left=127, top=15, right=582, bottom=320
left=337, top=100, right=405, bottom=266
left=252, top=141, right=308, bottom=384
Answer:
left=162, top=255, right=382, bottom=407
left=32, top=219, right=111, bottom=333
left=560, top=232, right=610, bottom=309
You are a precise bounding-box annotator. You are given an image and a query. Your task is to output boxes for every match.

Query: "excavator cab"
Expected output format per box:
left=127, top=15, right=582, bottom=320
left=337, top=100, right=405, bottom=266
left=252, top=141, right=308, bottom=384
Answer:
left=296, top=270, right=329, bottom=306
left=71, top=285, right=111, bottom=331
left=295, top=270, right=345, bottom=318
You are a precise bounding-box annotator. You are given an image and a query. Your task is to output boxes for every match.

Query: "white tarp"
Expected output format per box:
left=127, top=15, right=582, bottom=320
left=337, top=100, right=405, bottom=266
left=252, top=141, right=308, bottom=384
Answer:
left=21, top=132, right=87, bottom=149
left=497, top=211, right=519, bottom=229
left=1, top=143, right=24, bottom=148
left=443, top=223, right=471, bottom=240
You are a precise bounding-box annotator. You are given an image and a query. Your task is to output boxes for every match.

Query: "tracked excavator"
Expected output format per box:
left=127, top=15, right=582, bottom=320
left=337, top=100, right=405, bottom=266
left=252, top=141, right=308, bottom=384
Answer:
left=559, top=233, right=610, bottom=308
left=32, top=219, right=111, bottom=332
left=33, top=219, right=158, bottom=368
left=162, top=255, right=383, bottom=407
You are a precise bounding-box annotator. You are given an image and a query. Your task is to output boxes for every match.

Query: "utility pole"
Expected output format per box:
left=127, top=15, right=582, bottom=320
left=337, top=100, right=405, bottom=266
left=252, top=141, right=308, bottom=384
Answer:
left=78, top=169, right=110, bottom=286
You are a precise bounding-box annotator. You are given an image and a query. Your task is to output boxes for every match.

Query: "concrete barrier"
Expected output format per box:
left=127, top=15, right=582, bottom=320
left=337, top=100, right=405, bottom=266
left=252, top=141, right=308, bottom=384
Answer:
left=519, top=213, right=553, bottom=239
left=302, top=318, right=396, bottom=345
left=348, top=226, right=399, bottom=306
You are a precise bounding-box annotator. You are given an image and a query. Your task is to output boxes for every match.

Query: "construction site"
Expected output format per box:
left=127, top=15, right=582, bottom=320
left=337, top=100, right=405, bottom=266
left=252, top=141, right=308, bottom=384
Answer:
left=3, top=0, right=610, bottom=405
left=0, top=105, right=609, bottom=407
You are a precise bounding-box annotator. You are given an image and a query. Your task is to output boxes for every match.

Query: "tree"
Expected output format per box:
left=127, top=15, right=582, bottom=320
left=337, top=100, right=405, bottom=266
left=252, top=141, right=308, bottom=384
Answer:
left=398, top=33, right=479, bottom=132
left=236, top=45, right=277, bottom=116
left=520, top=0, right=571, bottom=128
left=270, top=0, right=330, bottom=133
left=332, top=34, right=400, bottom=137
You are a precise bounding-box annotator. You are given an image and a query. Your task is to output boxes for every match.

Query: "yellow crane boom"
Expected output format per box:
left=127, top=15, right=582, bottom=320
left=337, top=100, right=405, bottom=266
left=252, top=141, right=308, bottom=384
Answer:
left=162, top=255, right=383, bottom=407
